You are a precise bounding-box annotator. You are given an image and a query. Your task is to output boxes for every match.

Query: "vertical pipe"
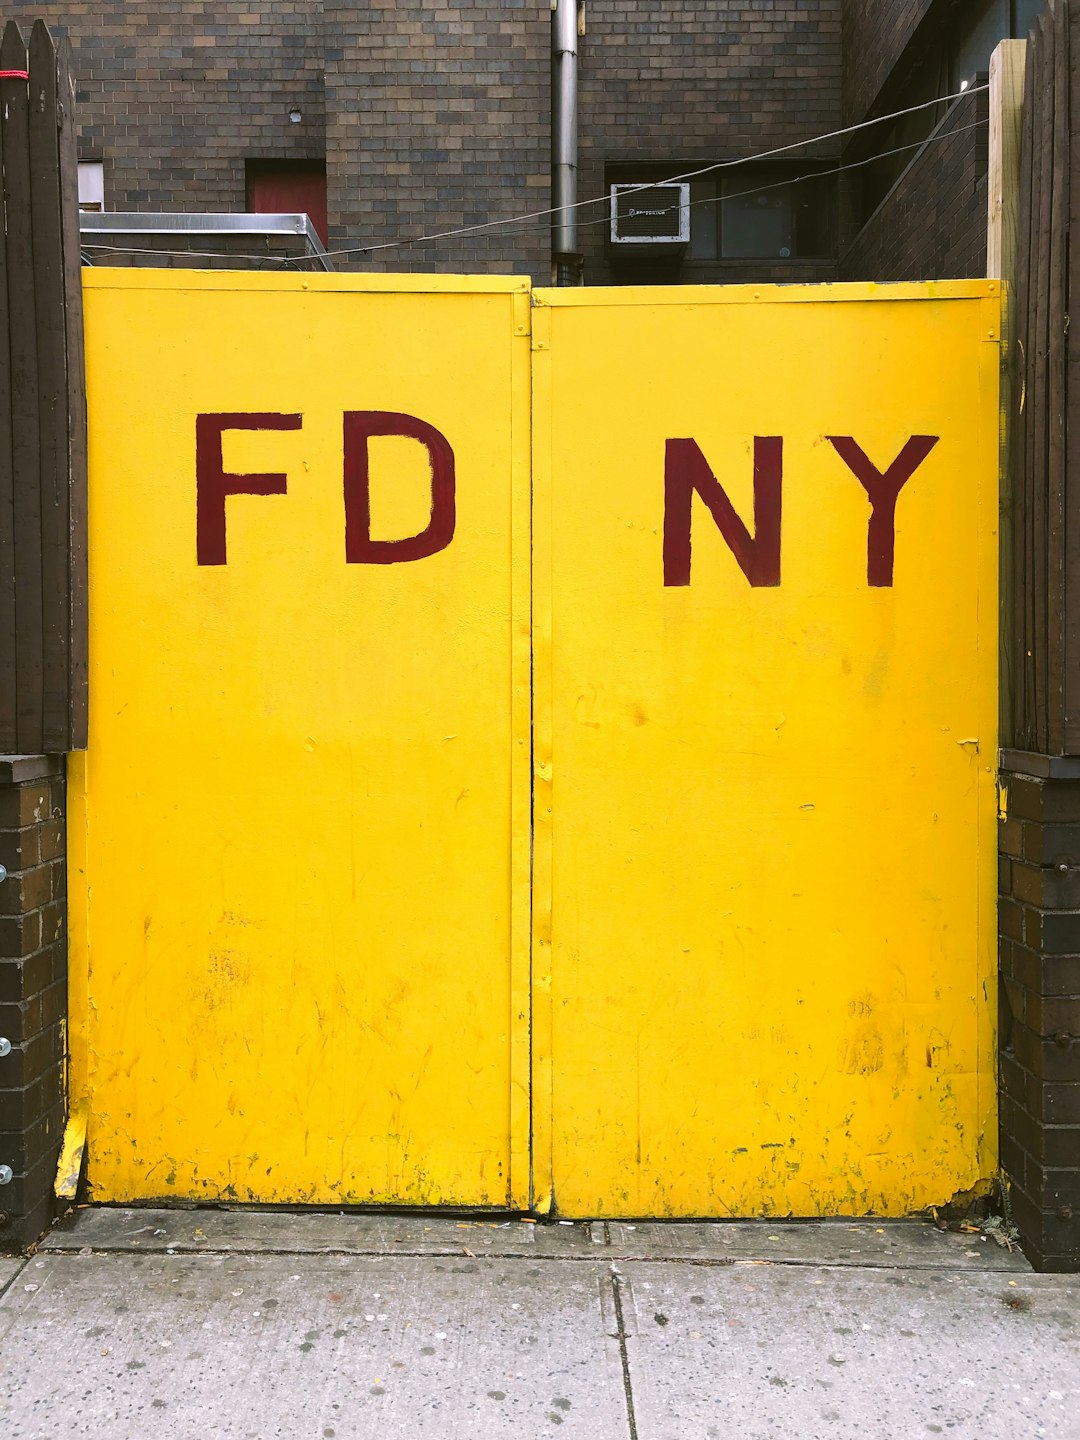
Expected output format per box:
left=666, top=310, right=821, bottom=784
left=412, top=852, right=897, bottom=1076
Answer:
left=552, top=0, right=580, bottom=284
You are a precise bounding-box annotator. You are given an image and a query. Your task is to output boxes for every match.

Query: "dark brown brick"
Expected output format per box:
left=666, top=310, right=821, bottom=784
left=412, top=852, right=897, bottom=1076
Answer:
left=0, top=1102, right=65, bottom=1176
left=0, top=786, right=50, bottom=829
left=0, top=1073, right=59, bottom=1134
left=1000, top=896, right=1023, bottom=941
left=0, top=910, right=43, bottom=963
left=0, top=1149, right=59, bottom=1223
left=1027, top=1167, right=1080, bottom=1211
left=1008, top=777, right=1080, bottom=825
left=1009, top=1186, right=1080, bottom=1262
left=1000, top=814, right=1024, bottom=858
left=36, top=820, right=65, bottom=864
left=1023, top=993, right=1080, bottom=1039
left=1022, top=821, right=1080, bottom=867
left=1043, top=1084, right=1080, bottom=1126
left=1035, top=913, right=1080, bottom=957
left=1011, top=1025, right=1080, bottom=1084
left=1011, top=861, right=1080, bottom=910
left=0, top=867, right=52, bottom=917
left=0, top=1026, right=64, bottom=1090
left=842, top=0, right=934, bottom=125
left=998, top=1129, right=1028, bottom=1190
left=1035, top=1126, right=1080, bottom=1169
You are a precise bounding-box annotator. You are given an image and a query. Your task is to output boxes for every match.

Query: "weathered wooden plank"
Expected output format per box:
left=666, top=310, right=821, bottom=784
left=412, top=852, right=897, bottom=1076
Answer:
left=988, top=39, right=1028, bottom=746
left=57, top=41, right=87, bottom=749
left=1012, top=34, right=1037, bottom=749
left=1030, top=10, right=1054, bottom=750
left=29, top=19, right=69, bottom=752
left=1, top=21, right=43, bottom=754
left=988, top=41, right=1029, bottom=282
left=1046, top=0, right=1069, bottom=754
left=1018, top=15, right=1048, bottom=749
left=1065, top=0, right=1080, bottom=752
left=0, top=53, right=17, bottom=750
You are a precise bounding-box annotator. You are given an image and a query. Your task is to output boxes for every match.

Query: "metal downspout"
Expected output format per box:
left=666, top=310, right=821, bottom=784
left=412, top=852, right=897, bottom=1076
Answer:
left=552, top=0, right=581, bottom=285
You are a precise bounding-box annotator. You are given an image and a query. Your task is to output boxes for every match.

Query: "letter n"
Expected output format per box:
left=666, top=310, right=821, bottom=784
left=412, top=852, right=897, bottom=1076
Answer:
left=343, top=411, right=456, bottom=564
left=663, top=437, right=782, bottom=587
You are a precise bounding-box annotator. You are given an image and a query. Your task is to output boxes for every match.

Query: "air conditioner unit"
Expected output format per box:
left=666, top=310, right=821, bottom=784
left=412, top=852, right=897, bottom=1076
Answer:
left=609, top=182, right=690, bottom=247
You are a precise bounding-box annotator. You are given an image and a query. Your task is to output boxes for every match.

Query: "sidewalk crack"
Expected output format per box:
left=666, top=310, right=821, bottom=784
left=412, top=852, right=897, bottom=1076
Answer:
left=0, top=1256, right=29, bottom=1305
left=610, top=1268, right=640, bottom=1440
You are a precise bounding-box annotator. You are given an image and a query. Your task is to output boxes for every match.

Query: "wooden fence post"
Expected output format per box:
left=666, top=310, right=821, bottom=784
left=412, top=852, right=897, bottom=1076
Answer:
left=988, top=38, right=1027, bottom=744
left=0, top=17, right=88, bottom=755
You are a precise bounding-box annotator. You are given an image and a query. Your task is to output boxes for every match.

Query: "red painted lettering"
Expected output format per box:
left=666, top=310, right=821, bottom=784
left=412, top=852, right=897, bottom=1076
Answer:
left=827, top=435, right=938, bottom=587
left=196, top=412, right=302, bottom=565
left=663, top=436, right=782, bottom=587
left=343, top=411, right=456, bottom=564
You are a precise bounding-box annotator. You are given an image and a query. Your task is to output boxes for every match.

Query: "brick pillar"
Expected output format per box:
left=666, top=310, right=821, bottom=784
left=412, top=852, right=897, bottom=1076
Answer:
left=0, top=756, right=67, bottom=1251
left=998, top=752, right=1080, bottom=1272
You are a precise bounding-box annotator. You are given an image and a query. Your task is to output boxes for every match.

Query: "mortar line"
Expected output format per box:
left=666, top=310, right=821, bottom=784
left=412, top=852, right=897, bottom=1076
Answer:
left=609, top=1267, right=640, bottom=1440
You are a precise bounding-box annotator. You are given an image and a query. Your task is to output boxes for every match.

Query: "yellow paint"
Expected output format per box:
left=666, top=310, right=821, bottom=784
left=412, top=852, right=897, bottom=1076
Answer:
left=54, top=1098, right=88, bottom=1200
left=72, top=271, right=531, bottom=1206
left=71, top=271, right=1000, bottom=1218
left=531, top=281, right=1000, bottom=1217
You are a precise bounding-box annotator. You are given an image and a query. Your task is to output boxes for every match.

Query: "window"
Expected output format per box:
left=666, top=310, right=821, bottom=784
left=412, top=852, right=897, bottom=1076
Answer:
left=605, top=163, right=836, bottom=273
left=77, top=161, right=104, bottom=213
left=246, top=160, right=328, bottom=245
left=687, top=168, right=835, bottom=261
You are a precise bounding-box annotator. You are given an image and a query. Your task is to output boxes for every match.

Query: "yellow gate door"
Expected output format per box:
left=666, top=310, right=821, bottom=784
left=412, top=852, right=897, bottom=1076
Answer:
left=71, top=273, right=1001, bottom=1218
left=531, top=282, right=1001, bottom=1217
left=69, top=272, right=532, bottom=1207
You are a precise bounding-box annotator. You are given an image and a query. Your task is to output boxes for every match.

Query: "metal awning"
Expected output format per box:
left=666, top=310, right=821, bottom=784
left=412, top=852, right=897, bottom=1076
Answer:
left=78, top=211, right=333, bottom=270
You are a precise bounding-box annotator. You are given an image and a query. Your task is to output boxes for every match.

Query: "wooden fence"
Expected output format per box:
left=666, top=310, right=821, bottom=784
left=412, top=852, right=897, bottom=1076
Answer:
left=0, top=17, right=86, bottom=755
left=1010, top=0, right=1080, bottom=755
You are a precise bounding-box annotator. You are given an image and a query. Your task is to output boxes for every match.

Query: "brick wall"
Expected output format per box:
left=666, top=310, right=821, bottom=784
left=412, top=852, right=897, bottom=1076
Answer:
left=18, top=2, right=847, bottom=282
left=0, top=757, right=67, bottom=1252
left=11, top=1, right=324, bottom=222
left=998, top=761, right=1080, bottom=1272
left=323, top=2, right=550, bottom=280
left=842, top=0, right=936, bottom=123
left=577, top=1, right=844, bottom=284
left=840, top=88, right=988, bottom=281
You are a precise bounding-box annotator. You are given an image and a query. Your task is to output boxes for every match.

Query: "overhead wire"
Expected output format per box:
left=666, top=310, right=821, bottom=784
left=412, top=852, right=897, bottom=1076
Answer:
left=314, top=81, right=989, bottom=262
left=79, top=82, right=989, bottom=268
left=420, top=120, right=991, bottom=250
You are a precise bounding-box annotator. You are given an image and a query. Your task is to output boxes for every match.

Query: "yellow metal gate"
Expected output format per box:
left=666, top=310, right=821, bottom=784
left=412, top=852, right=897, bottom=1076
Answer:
left=531, top=283, right=1001, bottom=1216
left=69, top=273, right=533, bottom=1207
left=70, top=273, right=1000, bottom=1216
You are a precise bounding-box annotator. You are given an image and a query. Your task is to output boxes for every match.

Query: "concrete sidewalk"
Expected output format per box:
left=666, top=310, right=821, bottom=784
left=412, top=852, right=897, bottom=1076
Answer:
left=0, top=1211, right=1077, bottom=1439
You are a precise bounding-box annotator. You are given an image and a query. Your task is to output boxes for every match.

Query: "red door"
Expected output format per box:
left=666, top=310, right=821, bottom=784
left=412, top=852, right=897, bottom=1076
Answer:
left=248, top=164, right=328, bottom=244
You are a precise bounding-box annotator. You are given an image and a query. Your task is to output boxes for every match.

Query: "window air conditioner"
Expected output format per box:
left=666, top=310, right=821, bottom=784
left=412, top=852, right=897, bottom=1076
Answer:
left=609, top=183, right=690, bottom=246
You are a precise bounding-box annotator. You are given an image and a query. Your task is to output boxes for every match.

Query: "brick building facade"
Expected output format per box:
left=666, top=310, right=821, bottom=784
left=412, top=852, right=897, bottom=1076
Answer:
left=18, top=0, right=851, bottom=284
left=11, top=1, right=1027, bottom=287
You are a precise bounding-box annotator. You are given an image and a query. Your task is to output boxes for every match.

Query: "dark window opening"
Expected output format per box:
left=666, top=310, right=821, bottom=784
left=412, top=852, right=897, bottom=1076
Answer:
left=246, top=159, right=328, bottom=245
left=607, top=162, right=836, bottom=278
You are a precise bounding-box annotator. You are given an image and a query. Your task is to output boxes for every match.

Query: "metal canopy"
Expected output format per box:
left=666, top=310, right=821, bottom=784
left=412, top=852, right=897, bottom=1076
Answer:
left=79, top=211, right=333, bottom=270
